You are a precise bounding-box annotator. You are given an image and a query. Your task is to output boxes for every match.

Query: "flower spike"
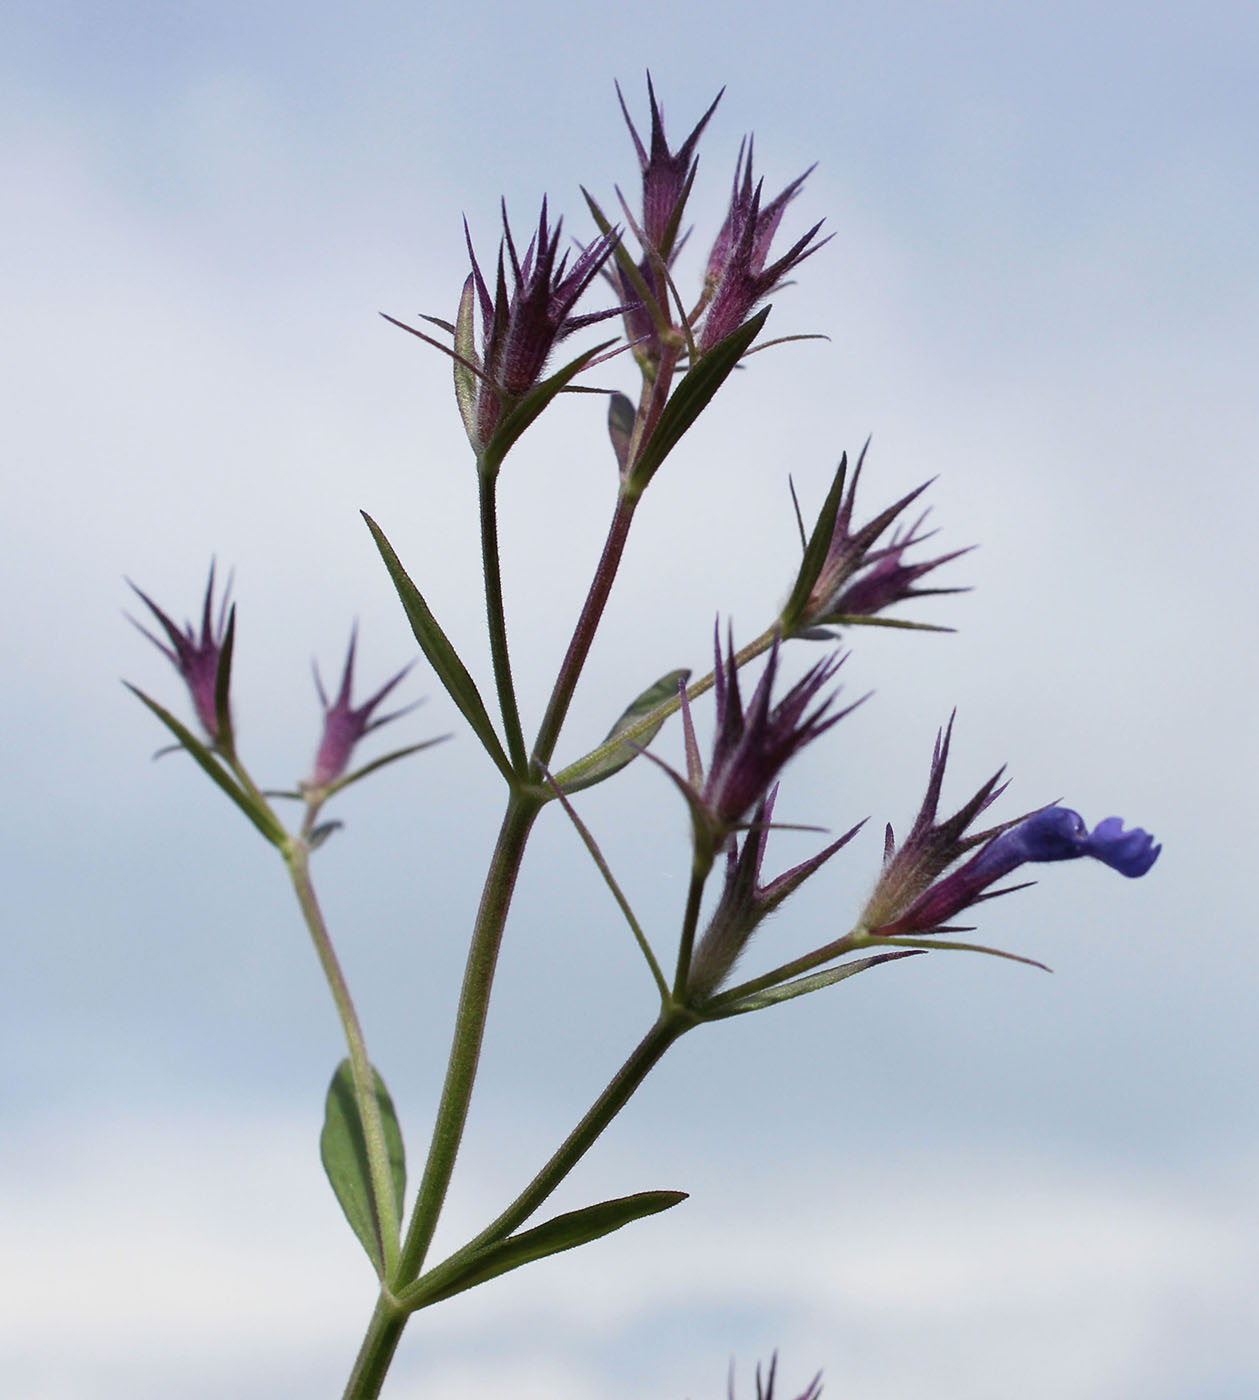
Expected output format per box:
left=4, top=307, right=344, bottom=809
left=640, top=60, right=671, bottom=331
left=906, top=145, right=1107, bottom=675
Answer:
left=128, top=563, right=233, bottom=743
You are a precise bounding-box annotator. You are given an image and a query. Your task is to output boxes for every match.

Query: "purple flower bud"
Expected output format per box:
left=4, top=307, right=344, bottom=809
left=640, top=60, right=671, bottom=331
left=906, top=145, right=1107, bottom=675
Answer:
left=461, top=201, right=621, bottom=446
left=864, top=727, right=1162, bottom=938
left=700, top=629, right=851, bottom=832
left=307, top=629, right=415, bottom=792
left=793, top=443, right=971, bottom=633
left=128, top=564, right=232, bottom=742
left=646, top=629, right=859, bottom=853
left=698, top=139, right=830, bottom=353
left=687, top=786, right=862, bottom=1000
left=616, top=75, right=722, bottom=257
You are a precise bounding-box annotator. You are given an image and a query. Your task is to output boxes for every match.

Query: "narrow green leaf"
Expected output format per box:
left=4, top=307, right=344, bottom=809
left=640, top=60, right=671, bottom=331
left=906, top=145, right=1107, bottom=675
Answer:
left=408, top=1190, right=687, bottom=1308
left=362, top=514, right=513, bottom=784
left=706, top=950, right=924, bottom=1018
left=555, top=668, right=690, bottom=794
left=482, top=339, right=618, bottom=477
left=627, top=307, right=770, bottom=493
left=124, top=683, right=286, bottom=846
left=780, top=454, right=849, bottom=632
left=214, top=605, right=237, bottom=754
left=320, top=1059, right=406, bottom=1275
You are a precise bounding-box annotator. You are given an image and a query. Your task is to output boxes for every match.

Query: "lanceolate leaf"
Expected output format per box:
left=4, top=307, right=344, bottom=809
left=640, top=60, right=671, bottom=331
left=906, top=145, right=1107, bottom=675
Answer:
left=405, top=1190, right=687, bottom=1309
left=124, top=683, right=287, bottom=847
left=706, top=950, right=924, bottom=1018
left=362, top=514, right=513, bottom=783
left=214, top=606, right=237, bottom=754
left=555, top=668, right=690, bottom=794
left=627, top=307, right=770, bottom=493
left=320, top=1060, right=406, bottom=1276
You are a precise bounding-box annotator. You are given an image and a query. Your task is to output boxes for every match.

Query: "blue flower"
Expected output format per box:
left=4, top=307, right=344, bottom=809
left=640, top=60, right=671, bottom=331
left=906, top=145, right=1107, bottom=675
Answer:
left=862, top=721, right=1160, bottom=937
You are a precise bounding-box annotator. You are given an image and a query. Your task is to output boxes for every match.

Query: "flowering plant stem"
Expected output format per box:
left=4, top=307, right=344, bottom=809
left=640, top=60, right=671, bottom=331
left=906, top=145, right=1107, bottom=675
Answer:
left=284, top=837, right=401, bottom=1276
left=478, top=464, right=528, bottom=775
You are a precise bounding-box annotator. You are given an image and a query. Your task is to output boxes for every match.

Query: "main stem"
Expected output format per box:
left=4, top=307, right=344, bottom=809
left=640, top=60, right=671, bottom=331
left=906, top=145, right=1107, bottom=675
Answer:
left=395, top=793, right=540, bottom=1287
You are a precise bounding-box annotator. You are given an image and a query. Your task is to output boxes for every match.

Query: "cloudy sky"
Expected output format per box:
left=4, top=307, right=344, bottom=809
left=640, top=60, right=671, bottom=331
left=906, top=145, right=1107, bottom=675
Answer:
left=3, top=3, right=1257, bottom=1398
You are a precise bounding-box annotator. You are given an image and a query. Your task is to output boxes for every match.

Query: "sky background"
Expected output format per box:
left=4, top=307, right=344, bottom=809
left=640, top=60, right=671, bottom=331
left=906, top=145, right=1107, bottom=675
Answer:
left=3, top=2, right=1257, bottom=1398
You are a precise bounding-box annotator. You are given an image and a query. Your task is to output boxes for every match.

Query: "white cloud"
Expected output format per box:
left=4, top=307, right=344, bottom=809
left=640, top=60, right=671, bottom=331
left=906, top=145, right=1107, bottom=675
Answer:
left=2, top=1114, right=1255, bottom=1399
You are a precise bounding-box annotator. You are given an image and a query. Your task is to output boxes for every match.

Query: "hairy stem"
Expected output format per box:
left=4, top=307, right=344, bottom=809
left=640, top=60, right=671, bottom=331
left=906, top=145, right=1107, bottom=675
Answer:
left=395, top=794, right=541, bottom=1286
left=286, top=840, right=400, bottom=1276
left=342, top=1290, right=407, bottom=1400
left=531, top=488, right=638, bottom=772
left=478, top=465, right=528, bottom=775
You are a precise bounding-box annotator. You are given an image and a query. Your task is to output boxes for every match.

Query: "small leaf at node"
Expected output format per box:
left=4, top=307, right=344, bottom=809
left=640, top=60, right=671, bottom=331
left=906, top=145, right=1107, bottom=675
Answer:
left=320, top=1059, right=406, bottom=1275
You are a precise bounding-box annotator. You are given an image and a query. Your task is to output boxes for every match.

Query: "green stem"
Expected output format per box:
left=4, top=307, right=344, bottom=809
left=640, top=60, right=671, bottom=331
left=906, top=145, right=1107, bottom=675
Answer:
left=285, top=840, right=400, bottom=1277
left=672, top=852, right=714, bottom=1001
left=394, top=794, right=541, bottom=1286
left=478, top=464, right=528, bottom=776
left=342, top=1290, right=407, bottom=1400
left=402, top=1010, right=692, bottom=1308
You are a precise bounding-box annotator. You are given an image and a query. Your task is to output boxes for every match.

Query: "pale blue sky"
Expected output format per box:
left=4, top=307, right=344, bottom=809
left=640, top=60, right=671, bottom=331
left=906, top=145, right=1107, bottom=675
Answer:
left=3, top=3, right=1257, bottom=1398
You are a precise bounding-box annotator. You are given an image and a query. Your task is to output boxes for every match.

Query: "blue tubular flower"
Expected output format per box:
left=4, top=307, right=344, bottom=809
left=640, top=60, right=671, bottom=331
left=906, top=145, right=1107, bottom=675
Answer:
left=862, top=721, right=1161, bottom=938
left=697, top=138, right=829, bottom=353
left=686, top=786, right=863, bottom=1001
left=307, top=629, right=415, bottom=792
left=128, top=564, right=232, bottom=742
